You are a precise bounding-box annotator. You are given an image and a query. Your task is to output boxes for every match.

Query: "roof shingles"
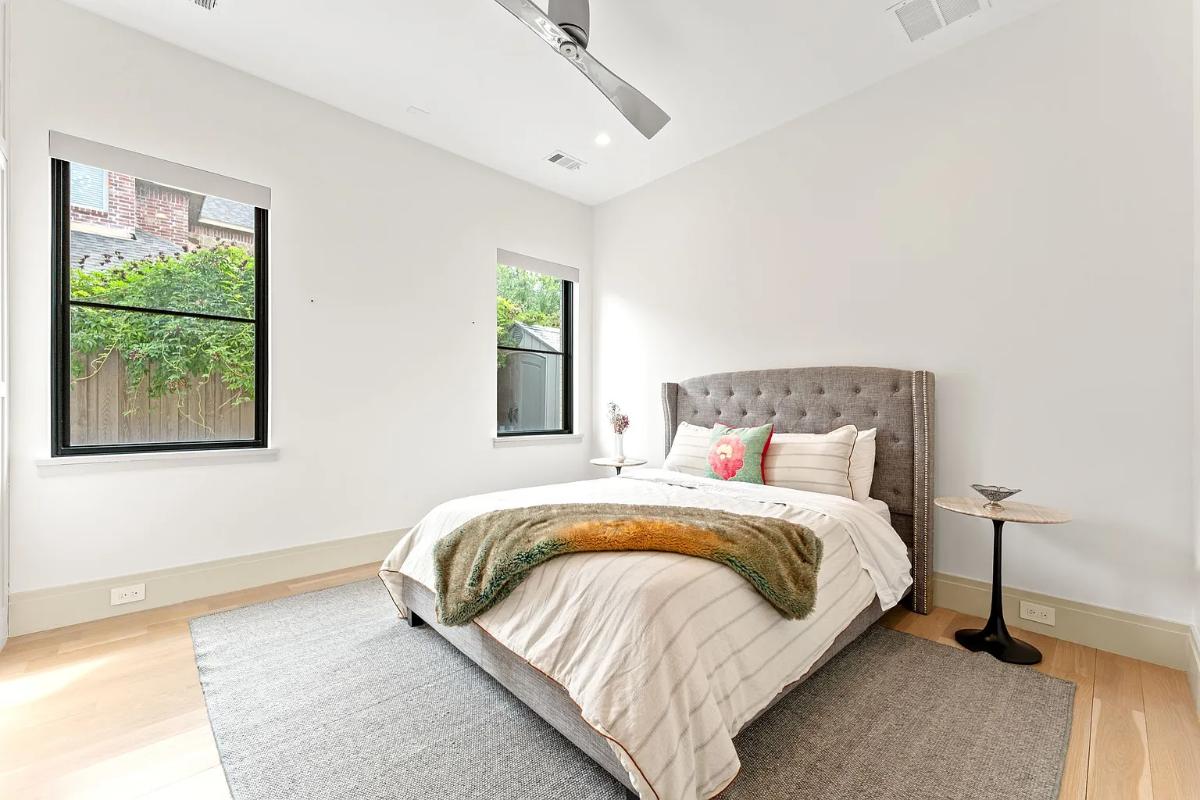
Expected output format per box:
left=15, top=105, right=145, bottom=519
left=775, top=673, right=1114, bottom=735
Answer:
left=70, top=229, right=182, bottom=271
left=199, top=196, right=255, bottom=229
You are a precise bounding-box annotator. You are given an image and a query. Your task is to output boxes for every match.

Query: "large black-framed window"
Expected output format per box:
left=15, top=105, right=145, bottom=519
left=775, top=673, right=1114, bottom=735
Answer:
left=496, top=259, right=573, bottom=437
left=51, top=158, right=268, bottom=456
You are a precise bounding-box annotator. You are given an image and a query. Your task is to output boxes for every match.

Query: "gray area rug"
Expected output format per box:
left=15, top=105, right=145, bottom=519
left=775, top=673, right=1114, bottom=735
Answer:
left=191, top=579, right=1074, bottom=800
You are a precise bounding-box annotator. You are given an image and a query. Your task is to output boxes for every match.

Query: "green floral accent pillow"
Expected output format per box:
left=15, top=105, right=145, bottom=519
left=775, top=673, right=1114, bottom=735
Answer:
left=706, top=422, right=774, bottom=484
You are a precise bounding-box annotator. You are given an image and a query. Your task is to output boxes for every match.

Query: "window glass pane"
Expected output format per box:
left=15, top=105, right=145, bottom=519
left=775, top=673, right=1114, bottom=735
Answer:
left=496, top=264, right=562, bottom=353
left=70, top=163, right=107, bottom=211
left=68, top=307, right=256, bottom=446
left=497, top=350, right=564, bottom=434
left=69, top=164, right=256, bottom=319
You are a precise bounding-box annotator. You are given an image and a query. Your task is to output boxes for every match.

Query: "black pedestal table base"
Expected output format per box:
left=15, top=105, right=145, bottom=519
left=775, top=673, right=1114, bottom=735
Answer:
left=954, top=518, right=1042, bottom=665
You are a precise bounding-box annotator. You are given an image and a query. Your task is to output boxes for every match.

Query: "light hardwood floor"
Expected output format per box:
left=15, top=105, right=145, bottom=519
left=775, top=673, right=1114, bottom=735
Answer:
left=1, top=564, right=1197, bottom=799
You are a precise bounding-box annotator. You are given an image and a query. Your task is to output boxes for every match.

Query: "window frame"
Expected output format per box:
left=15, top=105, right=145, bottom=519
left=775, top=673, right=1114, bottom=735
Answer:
left=50, top=158, right=269, bottom=457
left=495, top=269, right=573, bottom=438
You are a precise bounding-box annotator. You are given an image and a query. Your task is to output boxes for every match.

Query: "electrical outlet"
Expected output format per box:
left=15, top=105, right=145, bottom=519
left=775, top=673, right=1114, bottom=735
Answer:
left=110, top=583, right=145, bottom=606
left=1019, top=600, right=1055, bottom=627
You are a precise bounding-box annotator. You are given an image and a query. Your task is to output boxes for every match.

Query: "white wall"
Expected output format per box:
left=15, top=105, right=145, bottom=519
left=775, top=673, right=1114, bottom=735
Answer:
left=8, top=0, right=1197, bottom=629
left=594, top=0, right=1194, bottom=622
left=7, top=0, right=593, bottom=593
left=1193, top=0, right=1200, bottom=659
left=0, top=0, right=9, bottom=648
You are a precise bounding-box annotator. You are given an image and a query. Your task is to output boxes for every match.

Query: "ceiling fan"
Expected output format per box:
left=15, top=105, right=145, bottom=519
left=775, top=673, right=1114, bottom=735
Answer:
left=493, top=0, right=671, bottom=139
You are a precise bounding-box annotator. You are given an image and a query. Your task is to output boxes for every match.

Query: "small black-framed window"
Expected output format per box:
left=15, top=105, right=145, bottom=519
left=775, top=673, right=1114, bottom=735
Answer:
left=496, top=258, right=573, bottom=437
left=51, top=158, right=268, bottom=456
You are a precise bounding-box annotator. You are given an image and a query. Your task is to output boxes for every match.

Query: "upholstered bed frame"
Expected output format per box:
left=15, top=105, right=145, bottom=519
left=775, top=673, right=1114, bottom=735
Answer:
left=400, top=366, right=934, bottom=795
left=663, top=366, right=934, bottom=613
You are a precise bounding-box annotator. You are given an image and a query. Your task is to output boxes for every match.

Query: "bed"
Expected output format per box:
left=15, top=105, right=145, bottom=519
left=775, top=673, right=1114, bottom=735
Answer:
left=380, top=366, right=934, bottom=799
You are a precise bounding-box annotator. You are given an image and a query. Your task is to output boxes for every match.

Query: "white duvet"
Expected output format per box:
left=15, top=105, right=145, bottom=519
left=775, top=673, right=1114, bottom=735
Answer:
left=379, top=469, right=912, bottom=800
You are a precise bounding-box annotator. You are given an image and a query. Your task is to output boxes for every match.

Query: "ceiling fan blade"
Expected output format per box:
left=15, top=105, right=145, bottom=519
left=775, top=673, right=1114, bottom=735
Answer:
left=493, top=0, right=575, bottom=52
left=493, top=0, right=671, bottom=140
left=573, top=48, right=670, bottom=139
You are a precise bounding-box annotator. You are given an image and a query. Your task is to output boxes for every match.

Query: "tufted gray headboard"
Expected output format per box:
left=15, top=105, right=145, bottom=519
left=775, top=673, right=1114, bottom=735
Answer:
left=662, top=366, right=934, bottom=614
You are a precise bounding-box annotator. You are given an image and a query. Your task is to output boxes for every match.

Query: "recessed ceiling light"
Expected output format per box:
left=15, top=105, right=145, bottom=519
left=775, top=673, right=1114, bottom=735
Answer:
left=594, top=132, right=612, bottom=148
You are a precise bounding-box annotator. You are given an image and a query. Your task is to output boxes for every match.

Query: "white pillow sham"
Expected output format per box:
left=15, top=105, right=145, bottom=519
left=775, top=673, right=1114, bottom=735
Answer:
left=848, top=428, right=877, bottom=502
left=663, top=421, right=713, bottom=476
left=666, top=422, right=876, bottom=501
left=764, top=425, right=858, bottom=499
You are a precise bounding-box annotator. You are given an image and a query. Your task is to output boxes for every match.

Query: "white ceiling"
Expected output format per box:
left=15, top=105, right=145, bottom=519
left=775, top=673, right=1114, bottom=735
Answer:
left=63, top=0, right=1061, bottom=205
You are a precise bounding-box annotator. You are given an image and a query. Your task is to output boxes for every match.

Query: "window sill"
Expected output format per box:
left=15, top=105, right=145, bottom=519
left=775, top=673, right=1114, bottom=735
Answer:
left=492, top=434, right=582, bottom=449
left=36, top=447, right=279, bottom=472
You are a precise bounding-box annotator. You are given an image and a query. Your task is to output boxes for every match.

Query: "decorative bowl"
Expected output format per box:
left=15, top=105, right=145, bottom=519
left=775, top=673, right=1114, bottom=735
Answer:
left=971, top=484, right=1021, bottom=508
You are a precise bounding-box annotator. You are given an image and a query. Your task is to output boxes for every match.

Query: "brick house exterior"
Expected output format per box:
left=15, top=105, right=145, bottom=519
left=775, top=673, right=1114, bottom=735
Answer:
left=134, top=181, right=191, bottom=245
left=70, top=170, right=136, bottom=231
left=69, top=166, right=255, bottom=269
left=193, top=220, right=254, bottom=249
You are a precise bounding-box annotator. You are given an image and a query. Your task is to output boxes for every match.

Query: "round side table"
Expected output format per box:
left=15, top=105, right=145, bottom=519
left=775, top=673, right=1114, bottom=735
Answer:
left=935, top=496, right=1071, bottom=665
left=590, top=457, right=647, bottom=476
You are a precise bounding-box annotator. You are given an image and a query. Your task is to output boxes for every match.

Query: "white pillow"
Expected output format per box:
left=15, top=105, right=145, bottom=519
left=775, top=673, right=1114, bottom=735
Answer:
left=663, top=421, right=712, bottom=476
left=764, top=425, right=858, bottom=498
left=849, top=428, right=877, bottom=502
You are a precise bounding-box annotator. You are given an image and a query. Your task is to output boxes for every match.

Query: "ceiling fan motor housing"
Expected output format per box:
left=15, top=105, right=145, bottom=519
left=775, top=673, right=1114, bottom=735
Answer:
left=549, top=0, right=590, bottom=48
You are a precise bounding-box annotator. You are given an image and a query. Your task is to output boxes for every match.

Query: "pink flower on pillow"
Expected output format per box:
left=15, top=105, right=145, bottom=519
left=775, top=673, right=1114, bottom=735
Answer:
left=708, top=435, right=746, bottom=481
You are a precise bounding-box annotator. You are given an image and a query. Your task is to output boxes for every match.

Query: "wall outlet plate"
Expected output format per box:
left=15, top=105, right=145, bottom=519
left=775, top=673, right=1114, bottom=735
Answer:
left=1019, top=600, right=1055, bottom=627
left=110, top=583, right=146, bottom=606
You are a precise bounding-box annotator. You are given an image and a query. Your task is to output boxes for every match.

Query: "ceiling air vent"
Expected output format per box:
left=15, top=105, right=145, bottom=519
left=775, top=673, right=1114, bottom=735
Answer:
left=895, top=0, right=943, bottom=42
left=194, top=0, right=218, bottom=9
left=936, top=0, right=982, bottom=25
left=546, top=151, right=585, bottom=172
left=894, top=0, right=988, bottom=42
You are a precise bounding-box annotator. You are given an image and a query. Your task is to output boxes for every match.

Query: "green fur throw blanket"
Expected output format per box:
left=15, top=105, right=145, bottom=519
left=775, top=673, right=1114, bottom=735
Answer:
left=433, top=503, right=823, bottom=626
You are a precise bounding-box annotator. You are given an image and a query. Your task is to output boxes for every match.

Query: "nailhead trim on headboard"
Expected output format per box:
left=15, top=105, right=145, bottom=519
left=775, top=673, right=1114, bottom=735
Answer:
left=911, top=370, right=933, bottom=614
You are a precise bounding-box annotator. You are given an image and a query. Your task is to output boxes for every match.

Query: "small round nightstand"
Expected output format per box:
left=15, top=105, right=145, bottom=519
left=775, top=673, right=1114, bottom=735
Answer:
left=935, top=496, right=1071, bottom=665
left=590, top=457, right=647, bottom=476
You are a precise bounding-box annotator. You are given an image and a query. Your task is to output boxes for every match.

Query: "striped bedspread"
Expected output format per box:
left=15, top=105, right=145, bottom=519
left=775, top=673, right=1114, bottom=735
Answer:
left=380, top=469, right=911, bottom=800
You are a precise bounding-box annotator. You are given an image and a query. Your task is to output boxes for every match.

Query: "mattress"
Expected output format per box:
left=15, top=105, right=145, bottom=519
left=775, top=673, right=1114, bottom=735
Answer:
left=380, top=469, right=912, bottom=800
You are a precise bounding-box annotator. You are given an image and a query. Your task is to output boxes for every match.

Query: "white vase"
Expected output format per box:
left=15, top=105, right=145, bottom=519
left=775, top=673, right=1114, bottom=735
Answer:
left=614, top=433, right=625, bottom=461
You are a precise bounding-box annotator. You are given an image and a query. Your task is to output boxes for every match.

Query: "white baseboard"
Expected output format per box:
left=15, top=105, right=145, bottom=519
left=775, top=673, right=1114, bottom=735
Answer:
left=932, top=572, right=1194, bottom=672
left=8, top=548, right=1199, bottom=693
left=8, top=529, right=403, bottom=637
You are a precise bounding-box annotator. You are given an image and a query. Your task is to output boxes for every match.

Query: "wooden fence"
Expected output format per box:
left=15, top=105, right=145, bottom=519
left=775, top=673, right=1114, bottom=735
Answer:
left=70, top=349, right=255, bottom=446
